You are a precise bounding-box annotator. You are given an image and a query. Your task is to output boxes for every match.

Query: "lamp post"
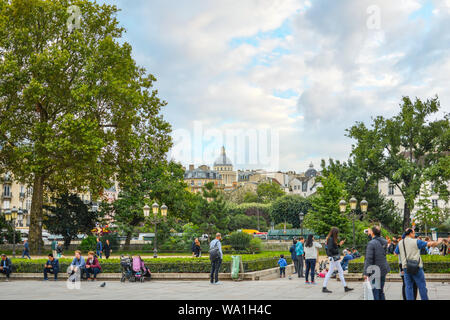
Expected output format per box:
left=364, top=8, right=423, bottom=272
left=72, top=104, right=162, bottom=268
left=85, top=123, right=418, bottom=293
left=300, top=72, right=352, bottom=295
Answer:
left=143, top=202, right=168, bottom=258
left=339, top=197, right=368, bottom=248
left=298, top=211, right=304, bottom=237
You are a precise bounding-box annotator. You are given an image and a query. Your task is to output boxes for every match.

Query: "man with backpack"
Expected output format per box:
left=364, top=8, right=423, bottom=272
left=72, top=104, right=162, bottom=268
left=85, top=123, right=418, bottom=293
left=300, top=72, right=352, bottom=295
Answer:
left=363, top=226, right=390, bottom=300
left=209, top=233, right=223, bottom=285
left=395, top=228, right=442, bottom=300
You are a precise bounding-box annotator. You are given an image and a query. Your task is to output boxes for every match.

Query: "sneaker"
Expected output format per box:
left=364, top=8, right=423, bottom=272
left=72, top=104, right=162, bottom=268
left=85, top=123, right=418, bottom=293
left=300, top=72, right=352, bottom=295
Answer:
left=305, top=281, right=310, bottom=284
left=322, top=287, right=332, bottom=293
left=215, top=281, right=223, bottom=285
left=311, top=281, right=317, bottom=285
left=344, top=286, right=354, bottom=292
left=292, top=272, right=297, bottom=274
left=43, top=279, right=48, bottom=281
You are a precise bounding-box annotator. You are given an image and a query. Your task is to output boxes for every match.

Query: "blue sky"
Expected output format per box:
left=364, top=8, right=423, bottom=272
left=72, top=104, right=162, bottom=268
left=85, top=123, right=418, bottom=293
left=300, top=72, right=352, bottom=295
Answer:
left=101, top=0, right=450, bottom=172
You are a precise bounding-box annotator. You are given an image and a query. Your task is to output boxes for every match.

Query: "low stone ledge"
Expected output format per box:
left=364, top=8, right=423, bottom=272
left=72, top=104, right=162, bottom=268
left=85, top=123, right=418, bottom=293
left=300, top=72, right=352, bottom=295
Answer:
left=0, top=264, right=296, bottom=282
left=343, top=273, right=450, bottom=282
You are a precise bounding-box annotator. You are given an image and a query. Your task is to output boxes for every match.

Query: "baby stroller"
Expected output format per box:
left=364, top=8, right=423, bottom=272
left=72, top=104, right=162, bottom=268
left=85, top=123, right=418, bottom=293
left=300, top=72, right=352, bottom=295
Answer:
left=132, top=256, right=150, bottom=283
left=120, top=255, right=135, bottom=282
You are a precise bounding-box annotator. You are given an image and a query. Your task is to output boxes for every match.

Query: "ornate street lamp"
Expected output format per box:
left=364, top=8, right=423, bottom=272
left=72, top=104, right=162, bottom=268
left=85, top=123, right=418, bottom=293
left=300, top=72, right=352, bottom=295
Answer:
left=339, top=197, right=369, bottom=248
left=144, top=202, right=168, bottom=259
left=339, top=199, right=347, bottom=213
left=11, top=207, right=18, bottom=258
left=299, top=212, right=305, bottom=237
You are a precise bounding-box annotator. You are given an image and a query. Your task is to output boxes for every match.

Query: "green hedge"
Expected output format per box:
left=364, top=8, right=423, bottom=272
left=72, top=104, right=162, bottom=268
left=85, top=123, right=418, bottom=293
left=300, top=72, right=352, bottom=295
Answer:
left=10, top=253, right=292, bottom=274
left=348, top=254, right=450, bottom=274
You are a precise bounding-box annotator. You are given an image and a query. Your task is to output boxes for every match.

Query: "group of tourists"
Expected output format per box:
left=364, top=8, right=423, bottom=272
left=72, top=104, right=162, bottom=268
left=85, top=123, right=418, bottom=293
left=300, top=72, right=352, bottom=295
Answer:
left=43, top=250, right=103, bottom=281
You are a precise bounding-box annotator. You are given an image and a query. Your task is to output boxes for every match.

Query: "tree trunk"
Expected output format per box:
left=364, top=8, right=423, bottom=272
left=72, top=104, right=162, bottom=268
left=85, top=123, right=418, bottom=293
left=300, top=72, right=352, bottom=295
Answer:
left=403, top=202, right=411, bottom=230
left=28, top=174, right=45, bottom=253
left=124, top=231, right=132, bottom=250
left=64, top=237, right=71, bottom=249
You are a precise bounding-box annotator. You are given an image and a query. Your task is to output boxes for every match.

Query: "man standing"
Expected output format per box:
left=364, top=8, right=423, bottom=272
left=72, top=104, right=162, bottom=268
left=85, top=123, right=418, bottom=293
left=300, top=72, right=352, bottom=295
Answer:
left=289, top=239, right=298, bottom=274
left=96, top=238, right=103, bottom=259
left=43, top=253, right=59, bottom=281
left=0, top=254, right=12, bottom=281
left=295, top=237, right=305, bottom=278
left=395, top=228, right=441, bottom=300
left=209, top=233, right=223, bottom=285
left=363, top=226, right=390, bottom=300
left=22, top=240, right=31, bottom=259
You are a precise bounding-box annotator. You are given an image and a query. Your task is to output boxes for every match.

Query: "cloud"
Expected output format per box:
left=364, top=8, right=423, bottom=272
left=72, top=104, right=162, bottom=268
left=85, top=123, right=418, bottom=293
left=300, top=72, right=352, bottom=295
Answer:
left=102, top=0, right=450, bottom=173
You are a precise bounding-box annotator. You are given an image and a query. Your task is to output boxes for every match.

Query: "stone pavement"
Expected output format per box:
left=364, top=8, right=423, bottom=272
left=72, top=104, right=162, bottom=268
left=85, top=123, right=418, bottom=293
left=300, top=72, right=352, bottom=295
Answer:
left=1, top=278, right=449, bottom=300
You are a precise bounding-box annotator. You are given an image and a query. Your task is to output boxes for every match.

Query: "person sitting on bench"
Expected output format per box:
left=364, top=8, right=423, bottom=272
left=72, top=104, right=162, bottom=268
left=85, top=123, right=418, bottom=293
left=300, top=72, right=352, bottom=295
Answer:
left=0, top=254, right=12, bottom=281
left=43, top=253, right=59, bottom=281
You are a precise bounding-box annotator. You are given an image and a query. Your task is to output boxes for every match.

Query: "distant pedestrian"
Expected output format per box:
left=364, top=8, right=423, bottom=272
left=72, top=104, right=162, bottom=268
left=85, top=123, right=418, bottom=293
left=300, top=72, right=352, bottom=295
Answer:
left=96, top=238, right=103, bottom=259
left=303, top=235, right=322, bottom=284
left=22, top=240, right=31, bottom=259
left=104, top=239, right=111, bottom=259
left=278, top=254, right=287, bottom=278
left=209, top=233, right=223, bottom=285
left=295, top=237, right=305, bottom=278
left=322, top=227, right=353, bottom=294
left=363, top=226, right=390, bottom=300
left=440, top=239, right=448, bottom=256
left=56, top=242, right=63, bottom=258
left=51, top=239, right=58, bottom=257
left=395, top=228, right=442, bottom=300
left=289, top=239, right=298, bottom=274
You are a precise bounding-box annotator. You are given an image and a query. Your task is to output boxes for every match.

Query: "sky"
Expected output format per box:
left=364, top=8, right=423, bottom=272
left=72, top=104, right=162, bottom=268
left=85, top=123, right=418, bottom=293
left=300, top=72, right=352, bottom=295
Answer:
left=101, top=0, right=450, bottom=173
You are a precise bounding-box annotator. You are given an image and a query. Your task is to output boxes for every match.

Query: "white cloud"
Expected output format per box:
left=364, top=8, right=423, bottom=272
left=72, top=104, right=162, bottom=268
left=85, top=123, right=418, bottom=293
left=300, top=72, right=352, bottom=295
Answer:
left=103, top=0, right=450, bottom=172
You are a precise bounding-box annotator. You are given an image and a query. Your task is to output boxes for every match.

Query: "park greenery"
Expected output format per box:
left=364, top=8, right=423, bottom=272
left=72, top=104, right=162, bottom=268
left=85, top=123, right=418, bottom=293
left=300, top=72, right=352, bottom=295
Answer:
left=0, top=1, right=448, bottom=254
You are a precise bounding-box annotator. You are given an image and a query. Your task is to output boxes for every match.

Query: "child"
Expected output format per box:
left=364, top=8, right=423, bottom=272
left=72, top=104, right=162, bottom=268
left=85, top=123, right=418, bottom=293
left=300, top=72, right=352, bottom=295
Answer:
left=278, top=254, right=288, bottom=278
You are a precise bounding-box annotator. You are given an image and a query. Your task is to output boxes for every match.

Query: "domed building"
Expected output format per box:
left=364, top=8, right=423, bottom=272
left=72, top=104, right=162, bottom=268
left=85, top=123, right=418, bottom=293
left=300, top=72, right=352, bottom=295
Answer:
left=213, top=146, right=237, bottom=188
left=305, top=162, right=318, bottom=178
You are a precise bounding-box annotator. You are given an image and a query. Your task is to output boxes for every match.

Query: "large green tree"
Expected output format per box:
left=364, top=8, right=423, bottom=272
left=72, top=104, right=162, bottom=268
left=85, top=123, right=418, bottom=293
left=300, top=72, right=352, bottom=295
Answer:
left=191, top=182, right=230, bottom=241
left=347, top=96, right=449, bottom=229
left=303, top=173, right=350, bottom=236
left=320, top=158, right=402, bottom=233
left=43, top=193, right=99, bottom=248
left=270, top=194, right=312, bottom=228
left=256, top=181, right=285, bottom=203
left=0, top=0, right=172, bottom=251
left=102, top=160, right=194, bottom=248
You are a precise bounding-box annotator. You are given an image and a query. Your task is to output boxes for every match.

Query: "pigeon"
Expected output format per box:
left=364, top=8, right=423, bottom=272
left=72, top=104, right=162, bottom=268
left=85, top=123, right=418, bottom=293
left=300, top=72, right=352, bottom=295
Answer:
left=288, top=276, right=292, bottom=280
left=100, top=282, right=106, bottom=287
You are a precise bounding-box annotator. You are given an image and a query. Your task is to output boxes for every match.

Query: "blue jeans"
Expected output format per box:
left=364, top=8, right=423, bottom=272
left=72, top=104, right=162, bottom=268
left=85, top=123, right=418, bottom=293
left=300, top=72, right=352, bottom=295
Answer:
left=96, top=250, right=102, bottom=259
left=372, top=274, right=386, bottom=300
left=210, top=259, right=222, bottom=283
left=22, top=250, right=31, bottom=259
left=305, top=259, right=316, bottom=282
left=404, top=268, right=428, bottom=300
left=43, top=268, right=58, bottom=280
left=86, top=267, right=101, bottom=279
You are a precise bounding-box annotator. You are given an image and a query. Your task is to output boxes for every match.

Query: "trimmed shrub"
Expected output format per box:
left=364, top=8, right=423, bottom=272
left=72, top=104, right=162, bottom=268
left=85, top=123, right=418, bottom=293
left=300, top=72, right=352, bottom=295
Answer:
left=348, top=254, right=450, bottom=274
left=249, top=237, right=263, bottom=254
left=10, top=253, right=292, bottom=273
left=79, top=236, right=97, bottom=252
left=229, top=231, right=252, bottom=251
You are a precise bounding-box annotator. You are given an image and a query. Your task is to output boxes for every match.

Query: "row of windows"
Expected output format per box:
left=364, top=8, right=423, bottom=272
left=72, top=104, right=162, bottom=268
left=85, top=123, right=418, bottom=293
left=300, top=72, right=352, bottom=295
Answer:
left=2, top=199, right=32, bottom=210
left=292, top=182, right=308, bottom=192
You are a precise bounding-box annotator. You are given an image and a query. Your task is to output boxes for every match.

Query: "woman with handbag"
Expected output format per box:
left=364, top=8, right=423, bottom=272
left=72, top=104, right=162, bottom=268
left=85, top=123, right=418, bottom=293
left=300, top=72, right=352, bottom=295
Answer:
left=322, top=227, right=353, bottom=293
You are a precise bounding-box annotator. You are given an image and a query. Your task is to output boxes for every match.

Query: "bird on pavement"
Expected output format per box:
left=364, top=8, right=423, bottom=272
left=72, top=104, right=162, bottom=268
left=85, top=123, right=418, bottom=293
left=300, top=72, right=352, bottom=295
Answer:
left=100, top=282, right=106, bottom=287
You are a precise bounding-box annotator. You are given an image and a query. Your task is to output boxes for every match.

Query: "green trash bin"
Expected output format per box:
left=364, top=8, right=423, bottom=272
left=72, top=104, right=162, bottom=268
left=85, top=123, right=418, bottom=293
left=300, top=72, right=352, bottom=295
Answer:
left=231, top=255, right=242, bottom=280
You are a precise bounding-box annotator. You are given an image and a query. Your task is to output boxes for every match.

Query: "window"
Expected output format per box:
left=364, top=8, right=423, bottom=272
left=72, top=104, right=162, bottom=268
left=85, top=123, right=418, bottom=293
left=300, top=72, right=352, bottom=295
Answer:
left=432, top=199, right=438, bottom=208
left=388, top=184, right=395, bottom=196
left=302, top=181, right=307, bottom=192
left=26, top=199, right=32, bottom=211
left=3, top=185, right=10, bottom=196
left=3, top=200, right=10, bottom=210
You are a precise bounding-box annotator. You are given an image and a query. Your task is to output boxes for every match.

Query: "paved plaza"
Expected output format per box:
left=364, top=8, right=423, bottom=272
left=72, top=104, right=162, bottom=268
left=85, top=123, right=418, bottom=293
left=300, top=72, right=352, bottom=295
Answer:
left=1, top=278, right=449, bottom=300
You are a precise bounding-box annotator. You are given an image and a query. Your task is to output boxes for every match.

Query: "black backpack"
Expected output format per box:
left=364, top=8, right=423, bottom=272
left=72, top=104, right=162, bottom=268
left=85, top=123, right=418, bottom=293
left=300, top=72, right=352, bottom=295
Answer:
left=209, top=240, right=220, bottom=261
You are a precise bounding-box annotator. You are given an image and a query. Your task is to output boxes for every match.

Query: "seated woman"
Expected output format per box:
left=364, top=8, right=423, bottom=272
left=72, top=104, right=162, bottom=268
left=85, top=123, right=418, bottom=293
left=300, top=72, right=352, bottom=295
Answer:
left=85, top=251, right=102, bottom=281
left=192, top=238, right=202, bottom=258
left=136, top=255, right=151, bottom=278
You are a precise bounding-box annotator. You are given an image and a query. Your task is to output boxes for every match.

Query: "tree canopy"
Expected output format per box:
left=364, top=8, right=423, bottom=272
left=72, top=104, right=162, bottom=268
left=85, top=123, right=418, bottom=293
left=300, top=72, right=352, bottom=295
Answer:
left=346, top=96, right=449, bottom=229
left=0, top=0, right=172, bottom=250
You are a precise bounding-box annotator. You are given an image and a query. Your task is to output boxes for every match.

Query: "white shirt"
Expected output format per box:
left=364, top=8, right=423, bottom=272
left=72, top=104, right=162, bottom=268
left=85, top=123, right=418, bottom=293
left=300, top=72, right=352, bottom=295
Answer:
left=303, top=241, right=322, bottom=260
